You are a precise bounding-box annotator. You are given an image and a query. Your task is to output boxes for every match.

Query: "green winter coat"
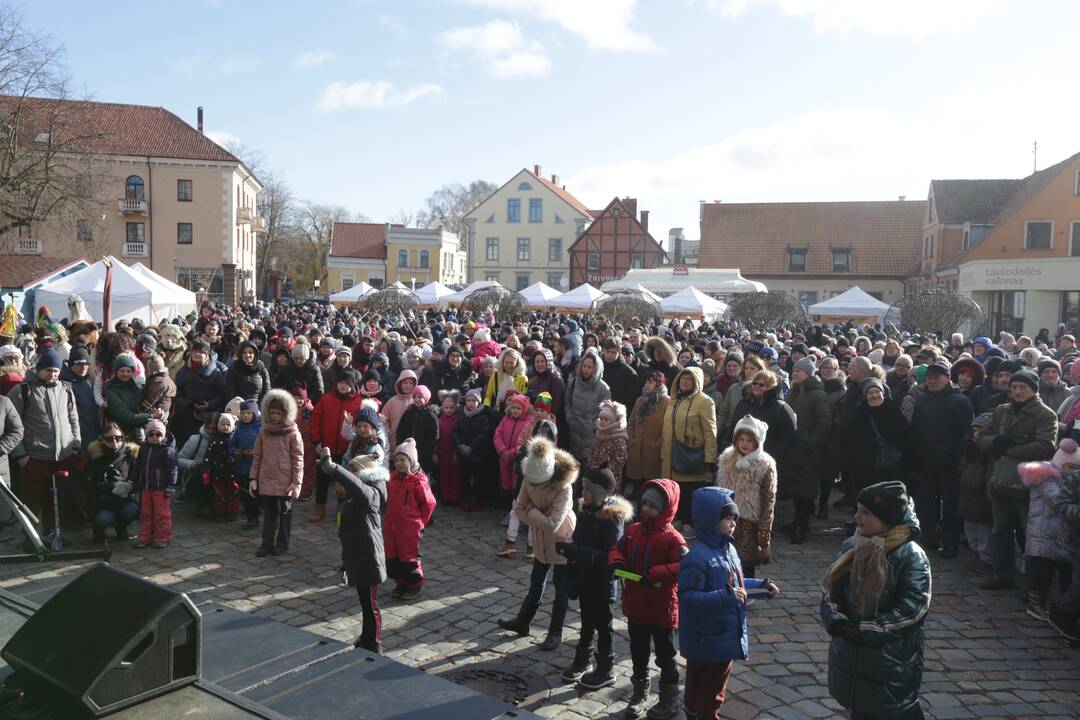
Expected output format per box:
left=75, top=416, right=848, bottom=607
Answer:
left=106, top=377, right=152, bottom=437
left=975, top=396, right=1057, bottom=491
left=821, top=505, right=931, bottom=719
left=783, top=375, right=830, bottom=500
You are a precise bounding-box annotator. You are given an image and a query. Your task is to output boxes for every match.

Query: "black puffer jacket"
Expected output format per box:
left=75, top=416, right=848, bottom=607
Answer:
left=88, top=439, right=139, bottom=515
left=603, top=355, right=642, bottom=411
left=908, top=384, right=974, bottom=473
left=224, top=342, right=271, bottom=403
left=332, top=460, right=388, bottom=587
left=272, top=355, right=325, bottom=405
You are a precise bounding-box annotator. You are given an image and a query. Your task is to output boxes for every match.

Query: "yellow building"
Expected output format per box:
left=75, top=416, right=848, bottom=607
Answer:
left=384, top=227, right=467, bottom=288
left=463, top=165, right=593, bottom=291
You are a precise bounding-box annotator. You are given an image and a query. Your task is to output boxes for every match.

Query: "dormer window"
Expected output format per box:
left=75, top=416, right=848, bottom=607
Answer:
left=832, top=249, right=850, bottom=272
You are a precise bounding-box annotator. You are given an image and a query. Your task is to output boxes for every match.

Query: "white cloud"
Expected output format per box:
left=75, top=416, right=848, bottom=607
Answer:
left=464, top=0, right=654, bottom=51
left=293, top=50, right=335, bottom=69
left=441, top=20, right=551, bottom=77
left=206, top=130, right=240, bottom=148
left=220, top=57, right=261, bottom=73
left=711, top=0, right=1005, bottom=39
left=316, top=80, right=445, bottom=111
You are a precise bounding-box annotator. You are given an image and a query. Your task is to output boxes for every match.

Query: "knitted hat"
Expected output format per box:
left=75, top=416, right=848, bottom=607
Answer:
left=1037, top=358, right=1061, bottom=375
left=924, top=356, right=952, bottom=375
left=732, top=414, right=768, bottom=447
left=335, top=368, right=359, bottom=390
left=239, top=399, right=261, bottom=420
left=36, top=348, right=63, bottom=372
left=225, top=396, right=244, bottom=418
left=642, top=485, right=667, bottom=512
left=412, top=384, right=432, bottom=404
left=522, top=437, right=557, bottom=484
left=725, top=350, right=744, bottom=367
left=464, top=387, right=483, bottom=405
left=136, top=333, right=157, bottom=352
left=68, top=346, right=91, bottom=366
left=113, top=354, right=136, bottom=372
left=860, top=377, right=886, bottom=397
left=291, top=343, right=311, bottom=361
left=582, top=466, right=616, bottom=502
left=718, top=493, right=740, bottom=522
left=508, top=392, right=531, bottom=414
left=354, top=405, right=383, bottom=432
left=268, top=394, right=288, bottom=414
left=971, top=412, right=994, bottom=428
left=336, top=344, right=353, bottom=358
left=792, top=356, right=816, bottom=377
left=856, top=480, right=909, bottom=528
left=998, top=359, right=1024, bottom=375
left=145, top=353, right=166, bottom=376
left=912, top=365, right=928, bottom=384
left=393, top=438, right=420, bottom=473
left=534, top=391, right=553, bottom=414
left=596, top=399, right=625, bottom=427
left=217, top=413, right=238, bottom=434
left=361, top=369, right=381, bottom=386
left=1052, top=439, right=1080, bottom=470
left=145, top=418, right=167, bottom=437
left=1009, top=368, right=1039, bottom=392
left=190, top=339, right=211, bottom=355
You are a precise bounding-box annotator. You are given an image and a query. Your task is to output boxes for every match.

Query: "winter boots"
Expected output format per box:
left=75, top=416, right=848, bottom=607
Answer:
left=538, top=600, right=567, bottom=650
left=790, top=499, right=811, bottom=544
left=646, top=683, right=680, bottom=718
left=308, top=503, right=326, bottom=522
left=496, top=600, right=539, bottom=636
left=578, top=654, right=616, bottom=690
left=623, top=676, right=652, bottom=718
left=560, top=643, right=592, bottom=683
left=1049, top=605, right=1080, bottom=644
left=1026, top=588, right=1049, bottom=622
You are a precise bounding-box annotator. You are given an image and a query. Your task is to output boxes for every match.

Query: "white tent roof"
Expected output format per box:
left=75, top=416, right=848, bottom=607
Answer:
left=35, top=257, right=197, bottom=324
left=130, top=262, right=196, bottom=297
left=612, top=283, right=662, bottom=303
left=552, top=283, right=608, bottom=311
left=516, top=281, right=563, bottom=309
left=329, top=282, right=374, bottom=303
left=660, top=285, right=728, bottom=320
left=808, top=286, right=890, bottom=319
left=601, top=268, right=766, bottom=296
left=444, top=280, right=506, bottom=304
left=385, top=281, right=409, bottom=291
left=413, top=281, right=455, bottom=307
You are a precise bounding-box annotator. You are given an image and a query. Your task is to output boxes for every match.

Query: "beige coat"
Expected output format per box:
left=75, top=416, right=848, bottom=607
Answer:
left=513, top=441, right=579, bottom=565
left=660, top=367, right=718, bottom=483
left=626, top=394, right=669, bottom=481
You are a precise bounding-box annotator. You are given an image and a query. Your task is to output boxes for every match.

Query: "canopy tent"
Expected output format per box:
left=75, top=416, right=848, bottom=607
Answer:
left=130, top=262, right=203, bottom=300
left=617, top=283, right=663, bottom=303
left=807, top=286, right=891, bottom=323
left=412, top=281, right=455, bottom=308
left=660, top=285, right=728, bottom=321
left=443, top=280, right=506, bottom=305
left=384, top=281, right=409, bottom=291
left=329, top=281, right=374, bottom=303
left=35, top=256, right=197, bottom=324
left=516, top=281, right=563, bottom=309
left=552, top=283, right=608, bottom=312
left=601, top=268, right=766, bottom=296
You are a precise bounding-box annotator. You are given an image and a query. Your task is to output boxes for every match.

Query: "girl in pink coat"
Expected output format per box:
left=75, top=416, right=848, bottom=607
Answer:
left=385, top=438, right=436, bottom=601
left=251, top=390, right=304, bottom=558
left=493, top=393, right=534, bottom=499
left=379, top=369, right=417, bottom=447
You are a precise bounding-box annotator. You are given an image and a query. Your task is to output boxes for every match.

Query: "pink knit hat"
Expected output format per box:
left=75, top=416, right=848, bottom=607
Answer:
left=145, top=419, right=167, bottom=437
left=1053, top=439, right=1080, bottom=470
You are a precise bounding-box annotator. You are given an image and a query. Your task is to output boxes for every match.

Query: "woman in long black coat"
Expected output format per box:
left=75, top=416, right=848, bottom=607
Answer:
left=843, top=378, right=908, bottom=493
left=224, top=341, right=271, bottom=403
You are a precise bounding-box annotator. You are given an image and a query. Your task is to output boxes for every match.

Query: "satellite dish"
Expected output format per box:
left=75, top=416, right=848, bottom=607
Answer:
left=559, top=276, right=569, bottom=289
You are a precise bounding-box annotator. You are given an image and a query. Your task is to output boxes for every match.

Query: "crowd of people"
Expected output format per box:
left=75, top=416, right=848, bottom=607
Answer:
left=0, top=299, right=1079, bottom=719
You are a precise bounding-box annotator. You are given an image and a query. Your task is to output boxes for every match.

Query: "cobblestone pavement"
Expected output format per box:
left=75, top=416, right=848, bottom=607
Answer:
left=1, top=500, right=1077, bottom=719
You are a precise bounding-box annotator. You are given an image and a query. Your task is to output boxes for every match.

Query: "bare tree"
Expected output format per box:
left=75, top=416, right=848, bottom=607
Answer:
left=417, top=180, right=496, bottom=239
left=461, top=285, right=512, bottom=320
left=885, top=290, right=987, bottom=339
left=361, top=286, right=419, bottom=315
left=291, top=201, right=365, bottom=293
left=726, top=291, right=807, bottom=328
left=597, top=291, right=661, bottom=327
left=387, top=208, right=417, bottom=228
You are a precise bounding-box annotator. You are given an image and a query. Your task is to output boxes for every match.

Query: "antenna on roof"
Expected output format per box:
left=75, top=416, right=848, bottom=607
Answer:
left=1032, top=140, right=1038, bottom=172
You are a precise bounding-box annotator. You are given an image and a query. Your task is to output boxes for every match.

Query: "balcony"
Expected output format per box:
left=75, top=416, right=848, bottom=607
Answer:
left=123, top=241, right=148, bottom=257
left=13, top=237, right=42, bottom=255
left=118, top=199, right=147, bottom=214
left=237, top=206, right=254, bottom=224
left=251, top=216, right=266, bottom=232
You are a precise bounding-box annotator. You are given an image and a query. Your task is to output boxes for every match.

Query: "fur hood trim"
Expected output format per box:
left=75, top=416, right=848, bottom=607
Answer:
left=644, top=336, right=677, bottom=365
left=88, top=438, right=140, bottom=460
left=260, top=388, right=298, bottom=426
left=596, top=495, right=635, bottom=523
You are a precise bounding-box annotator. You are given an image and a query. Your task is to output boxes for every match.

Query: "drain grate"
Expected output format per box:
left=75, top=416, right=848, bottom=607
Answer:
left=444, top=668, right=533, bottom=705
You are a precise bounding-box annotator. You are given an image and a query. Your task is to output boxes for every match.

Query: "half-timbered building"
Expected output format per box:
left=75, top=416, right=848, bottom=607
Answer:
left=567, top=197, right=666, bottom=289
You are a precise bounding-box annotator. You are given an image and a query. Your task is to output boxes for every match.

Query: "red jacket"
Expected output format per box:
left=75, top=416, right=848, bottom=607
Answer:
left=608, top=478, right=686, bottom=628
left=310, top=391, right=363, bottom=455
left=384, top=470, right=436, bottom=561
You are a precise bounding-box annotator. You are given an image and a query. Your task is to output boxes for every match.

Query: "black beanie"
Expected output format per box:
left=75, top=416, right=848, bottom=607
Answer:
left=1010, top=368, right=1038, bottom=392
left=856, top=481, right=909, bottom=527
left=583, top=467, right=616, bottom=500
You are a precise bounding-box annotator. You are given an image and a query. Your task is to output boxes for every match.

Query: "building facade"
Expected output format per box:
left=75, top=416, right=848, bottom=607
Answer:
left=327, top=222, right=388, bottom=292
left=463, top=166, right=592, bottom=291
left=2, top=98, right=262, bottom=305
left=385, top=227, right=467, bottom=288
left=567, top=197, right=665, bottom=288
left=698, top=200, right=925, bottom=307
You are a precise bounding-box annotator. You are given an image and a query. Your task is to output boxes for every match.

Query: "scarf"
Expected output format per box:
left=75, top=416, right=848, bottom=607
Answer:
left=496, top=372, right=517, bottom=407
left=1064, top=390, right=1080, bottom=426
left=636, top=383, right=668, bottom=422
left=595, top=418, right=628, bottom=441
left=824, top=524, right=911, bottom=617
left=463, top=402, right=483, bottom=418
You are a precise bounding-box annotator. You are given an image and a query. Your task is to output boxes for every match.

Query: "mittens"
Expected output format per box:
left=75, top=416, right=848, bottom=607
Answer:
left=112, top=480, right=133, bottom=498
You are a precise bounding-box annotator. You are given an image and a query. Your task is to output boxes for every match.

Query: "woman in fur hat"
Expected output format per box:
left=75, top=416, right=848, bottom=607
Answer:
left=716, top=415, right=777, bottom=577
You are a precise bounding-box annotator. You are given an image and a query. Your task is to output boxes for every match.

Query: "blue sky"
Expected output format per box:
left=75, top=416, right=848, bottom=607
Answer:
left=29, top=0, right=1080, bottom=241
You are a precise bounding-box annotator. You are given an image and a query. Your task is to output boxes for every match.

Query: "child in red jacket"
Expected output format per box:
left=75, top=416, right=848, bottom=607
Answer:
left=608, top=479, right=687, bottom=718
left=493, top=393, right=534, bottom=505
left=311, top=369, right=363, bottom=522
left=386, top=438, right=436, bottom=601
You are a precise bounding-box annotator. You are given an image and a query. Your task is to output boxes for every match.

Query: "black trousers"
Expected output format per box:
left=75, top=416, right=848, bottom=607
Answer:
left=260, top=496, right=292, bottom=551
left=628, top=621, right=678, bottom=683
left=315, top=453, right=344, bottom=505
left=676, top=480, right=709, bottom=526
left=355, top=584, right=381, bottom=650
left=1026, top=556, right=1073, bottom=595
left=577, top=595, right=614, bottom=657
left=239, top=474, right=259, bottom=521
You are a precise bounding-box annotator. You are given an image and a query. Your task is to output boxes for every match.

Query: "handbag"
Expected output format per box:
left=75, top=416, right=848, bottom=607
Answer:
left=870, top=418, right=902, bottom=470
left=671, top=396, right=706, bottom=475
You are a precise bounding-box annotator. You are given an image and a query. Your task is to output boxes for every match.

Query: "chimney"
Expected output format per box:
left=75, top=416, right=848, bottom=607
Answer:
left=551, top=174, right=559, bottom=185
left=621, top=198, right=637, bottom=218
left=898, top=195, right=906, bottom=201
left=197, top=106, right=204, bottom=134
left=640, top=210, right=649, bottom=232
left=534, top=164, right=541, bottom=176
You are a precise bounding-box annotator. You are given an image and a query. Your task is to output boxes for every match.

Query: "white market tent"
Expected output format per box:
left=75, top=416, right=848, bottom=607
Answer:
left=385, top=281, right=410, bottom=291
left=808, top=286, right=890, bottom=323
left=552, top=283, right=608, bottom=312
left=130, top=262, right=195, bottom=297
left=619, top=283, right=663, bottom=303
left=412, top=281, right=455, bottom=308
left=660, top=285, right=728, bottom=321
left=516, top=281, right=563, bottom=309
left=35, top=256, right=197, bottom=324
left=601, top=268, right=766, bottom=296
left=329, top=281, right=374, bottom=303
left=443, top=280, right=506, bottom=305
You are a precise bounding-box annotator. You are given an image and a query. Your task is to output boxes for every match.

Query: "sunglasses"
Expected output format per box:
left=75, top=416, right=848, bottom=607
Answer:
left=146, top=431, right=164, bottom=437
left=104, top=435, right=123, bottom=443
left=752, top=382, right=767, bottom=388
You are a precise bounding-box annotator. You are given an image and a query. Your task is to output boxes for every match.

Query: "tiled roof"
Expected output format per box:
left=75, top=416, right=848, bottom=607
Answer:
left=531, top=169, right=593, bottom=219
left=931, top=179, right=1025, bottom=225
left=699, top=200, right=926, bottom=276
left=330, top=222, right=386, bottom=259
left=0, top=255, right=84, bottom=289
left=0, top=96, right=238, bottom=162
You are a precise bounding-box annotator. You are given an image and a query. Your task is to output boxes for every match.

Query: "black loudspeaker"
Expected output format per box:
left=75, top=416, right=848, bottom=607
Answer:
left=1, top=563, right=201, bottom=717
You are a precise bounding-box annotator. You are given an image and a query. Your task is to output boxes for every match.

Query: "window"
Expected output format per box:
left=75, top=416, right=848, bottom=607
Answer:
left=398, top=249, right=408, bottom=267
left=76, top=219, right=92, bottom=242
left=1024, top=221, right=1053, bottom=250
left=575, top=220, right=586, bottom=237
left=419, top=250, right=429, bottom=268
left=177, top=222, right=193, bottom=244
left=868, top=291, right=884, bottom=300
left=1071, top=221, right=1080, bottom=256
left=126, top=222, right=145, bottom=244
left=485, top=237, right=498, bottom=261
left=832, top=249, right=850, bottom=272
left=507, top=198, right=520, bottom=223
left=630, top=253, right=644, bottom=269
left=788, top=249, right=806, bottom=272
left=929, top=235, right=934, bottom=257
left=177, top=179, right=192, bottom=202
left=125, top=175, right=144, bottom=201
left=587, top=252, right=600, bottom=271
left=517, top=182, right=532, bottom=191
left=529, top=198, right=542, bottom=223
left=368, top=276, right=384, bottom=288
left=554, top=213, right=564, bottom=224
left=516, top=273, right=530, bottom=291
left=485, top=272, right=500, bottom=282
left=547, top=273, right=563, bottom=288
left=517, top=238, right=530, bottom=262
left=176, top=267, right=223, bottom=302
left=1075, top=171, right=1080, bottom=195
left=548, top=238, right=562, bottom=262
left=962, top=229, right=970, bottom=249
left=797, top=291, right=818, bottom=306
left=341, top=276, right=354, bottom=291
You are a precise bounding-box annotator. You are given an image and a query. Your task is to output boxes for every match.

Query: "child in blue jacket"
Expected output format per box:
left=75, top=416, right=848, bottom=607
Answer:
left=678, top=487, right=780, bottom=720
left=230, top=400, right=262, bottom=529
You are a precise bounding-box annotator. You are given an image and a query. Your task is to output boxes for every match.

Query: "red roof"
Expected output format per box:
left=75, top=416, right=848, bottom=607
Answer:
left=0, top=255, right=86, bottom=289
left=0, top=96, right=238, bottom=163
left=330, top=222, right=387, bottom=259
left=530, top=169, right=593, bottom=219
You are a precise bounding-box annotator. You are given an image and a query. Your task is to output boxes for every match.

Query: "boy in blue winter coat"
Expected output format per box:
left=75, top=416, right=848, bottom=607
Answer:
left=230, top=400, right=262, bottom=529
left=678, top=487, right=780, bottom=720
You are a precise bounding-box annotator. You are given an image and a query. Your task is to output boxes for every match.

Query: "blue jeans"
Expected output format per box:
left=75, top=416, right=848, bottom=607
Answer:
left=94, top=502, right=140, bottom=530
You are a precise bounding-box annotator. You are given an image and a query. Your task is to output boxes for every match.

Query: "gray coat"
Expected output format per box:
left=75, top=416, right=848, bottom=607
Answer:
left=1039, top=381, right=1070, bottom=416
left=564, top=348, right=611, bottom=461
left=0, top=395, right=25, bottom=485
left=7, top=374, right=81, bottom=462
left=1027, top=475, right=1071, bottom=563
left=976, top=397, right=1057, bottom=491
left=716, top=379, right=746, bottom=447
left=331, top=461, right=388, bottom=587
